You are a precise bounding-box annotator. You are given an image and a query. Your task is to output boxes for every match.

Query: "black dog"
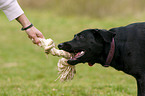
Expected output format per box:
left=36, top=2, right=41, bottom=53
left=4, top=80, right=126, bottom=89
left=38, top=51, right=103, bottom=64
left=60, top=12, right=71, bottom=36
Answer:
left=58, top=22, right=145, bottom=96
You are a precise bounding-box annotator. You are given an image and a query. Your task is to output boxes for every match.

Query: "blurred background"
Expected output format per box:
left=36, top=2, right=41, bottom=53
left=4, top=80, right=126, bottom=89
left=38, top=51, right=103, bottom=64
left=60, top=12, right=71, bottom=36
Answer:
left=0, top=0, right=145, bottom=95
left=18, top=0, right=145, bottom=18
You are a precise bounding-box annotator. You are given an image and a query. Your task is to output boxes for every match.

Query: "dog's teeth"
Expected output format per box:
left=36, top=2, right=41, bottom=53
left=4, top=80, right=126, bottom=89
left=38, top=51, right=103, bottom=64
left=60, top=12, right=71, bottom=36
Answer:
left=81, top=51, right=84, bottom=55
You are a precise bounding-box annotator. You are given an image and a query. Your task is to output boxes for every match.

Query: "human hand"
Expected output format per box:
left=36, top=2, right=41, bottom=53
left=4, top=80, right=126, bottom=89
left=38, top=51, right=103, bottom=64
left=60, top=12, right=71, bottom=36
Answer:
left=25, top=26, right=44, bottom=46
left=16, top=14, right=44, bottom=46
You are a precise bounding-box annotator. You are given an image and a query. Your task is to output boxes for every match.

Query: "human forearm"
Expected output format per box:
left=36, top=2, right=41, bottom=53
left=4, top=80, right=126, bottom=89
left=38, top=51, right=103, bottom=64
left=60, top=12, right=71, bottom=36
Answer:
left=16, top=14, right=31, bottom=28
left=0, top=0, right=45, bottom=45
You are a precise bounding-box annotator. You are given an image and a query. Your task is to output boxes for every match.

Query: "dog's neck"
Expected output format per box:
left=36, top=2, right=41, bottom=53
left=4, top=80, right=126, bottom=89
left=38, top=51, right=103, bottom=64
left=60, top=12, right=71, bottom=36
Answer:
left=104, top=38, right=115, bottom=67
left=98, top=38, right=125, bottom=72
left=98, top=38, right=116, bottom=67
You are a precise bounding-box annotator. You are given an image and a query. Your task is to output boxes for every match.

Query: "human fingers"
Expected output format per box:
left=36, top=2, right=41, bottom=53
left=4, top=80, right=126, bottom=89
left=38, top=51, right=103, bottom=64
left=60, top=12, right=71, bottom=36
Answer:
left=32, top=35, right=41, bottom=46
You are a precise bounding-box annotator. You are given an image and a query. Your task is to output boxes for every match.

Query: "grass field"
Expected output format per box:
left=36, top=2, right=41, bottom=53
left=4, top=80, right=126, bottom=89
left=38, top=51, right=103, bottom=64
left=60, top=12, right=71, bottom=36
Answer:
left=0, top=10, right=145, bottom=96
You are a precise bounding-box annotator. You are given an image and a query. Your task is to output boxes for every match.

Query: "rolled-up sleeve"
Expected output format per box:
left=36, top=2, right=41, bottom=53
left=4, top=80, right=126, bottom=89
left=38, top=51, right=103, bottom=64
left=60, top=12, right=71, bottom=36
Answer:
left=0, top=0, right=24, bottom=21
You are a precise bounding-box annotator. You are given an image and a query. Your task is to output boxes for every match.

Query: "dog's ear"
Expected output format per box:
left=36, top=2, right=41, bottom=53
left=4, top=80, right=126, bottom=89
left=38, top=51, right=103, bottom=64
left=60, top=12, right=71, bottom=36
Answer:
left=93, top=29, right=116, bottom=43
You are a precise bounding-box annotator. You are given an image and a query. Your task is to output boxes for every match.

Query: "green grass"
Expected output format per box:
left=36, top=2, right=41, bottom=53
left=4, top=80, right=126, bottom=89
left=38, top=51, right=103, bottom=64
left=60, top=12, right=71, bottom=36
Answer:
left=0, top=10, right=145, bottom=96
left=18, top=0, right=145, bottom=18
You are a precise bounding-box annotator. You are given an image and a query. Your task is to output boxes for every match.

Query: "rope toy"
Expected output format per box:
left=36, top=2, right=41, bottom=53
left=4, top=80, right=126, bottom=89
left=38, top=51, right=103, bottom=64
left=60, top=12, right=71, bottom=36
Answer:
left=38, top=38, right=76, bottom=81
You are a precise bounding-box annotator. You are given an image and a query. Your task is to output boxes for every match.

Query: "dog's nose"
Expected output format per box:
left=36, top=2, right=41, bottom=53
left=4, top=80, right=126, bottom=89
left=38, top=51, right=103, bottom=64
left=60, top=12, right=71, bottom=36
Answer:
left=58, top=43, right=72, bottom=50
left=58, top=43, right=64, bottom=49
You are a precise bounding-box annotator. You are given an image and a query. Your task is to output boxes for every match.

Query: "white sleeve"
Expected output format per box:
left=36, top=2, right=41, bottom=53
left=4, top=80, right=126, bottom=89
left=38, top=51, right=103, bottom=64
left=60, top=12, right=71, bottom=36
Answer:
left=0, top=0, right=24, bottom=21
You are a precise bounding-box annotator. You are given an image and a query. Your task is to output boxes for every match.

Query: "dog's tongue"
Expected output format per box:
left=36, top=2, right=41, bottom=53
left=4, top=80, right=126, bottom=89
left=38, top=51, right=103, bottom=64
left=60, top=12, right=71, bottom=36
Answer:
left=75, top=52, right=81, bottom=57
left=88, top=62, right=94, bottom=66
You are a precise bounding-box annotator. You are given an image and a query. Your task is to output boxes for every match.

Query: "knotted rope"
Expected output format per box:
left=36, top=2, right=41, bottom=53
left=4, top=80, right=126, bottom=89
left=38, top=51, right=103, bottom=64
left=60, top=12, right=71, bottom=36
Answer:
left=39, top=38, right=76, bottom=81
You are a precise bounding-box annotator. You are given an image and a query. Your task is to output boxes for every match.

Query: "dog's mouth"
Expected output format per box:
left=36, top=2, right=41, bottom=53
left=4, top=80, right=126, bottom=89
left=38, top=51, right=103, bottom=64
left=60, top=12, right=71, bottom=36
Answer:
left=67, top=50, right=94, bottom=66
left=58, top=43, right=95, bottom=66
left=67, top=50, right=86, bottom=65
left=70, top=51, right=85, bottom=60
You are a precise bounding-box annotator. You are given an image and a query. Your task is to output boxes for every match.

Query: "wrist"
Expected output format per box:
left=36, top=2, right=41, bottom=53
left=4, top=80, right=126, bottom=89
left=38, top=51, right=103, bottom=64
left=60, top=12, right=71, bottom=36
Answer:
left=21, top=23, right=33, bottom=31
left=22, top=22, right=31, bottom=28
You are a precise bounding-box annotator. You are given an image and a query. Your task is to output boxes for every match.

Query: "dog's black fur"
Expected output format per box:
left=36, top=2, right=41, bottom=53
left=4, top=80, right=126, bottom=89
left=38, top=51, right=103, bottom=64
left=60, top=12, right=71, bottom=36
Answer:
left=58, top=22, right=145, bottom=96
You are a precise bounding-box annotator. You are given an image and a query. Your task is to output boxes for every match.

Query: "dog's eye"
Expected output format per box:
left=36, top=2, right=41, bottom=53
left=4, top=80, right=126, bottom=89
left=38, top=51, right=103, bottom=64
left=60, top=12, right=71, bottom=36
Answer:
left=74, top=34, right=84, bottom=40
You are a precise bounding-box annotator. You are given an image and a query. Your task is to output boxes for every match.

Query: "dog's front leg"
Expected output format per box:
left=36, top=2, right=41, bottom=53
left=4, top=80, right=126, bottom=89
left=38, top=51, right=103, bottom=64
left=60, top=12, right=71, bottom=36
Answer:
left=136, top=76, right=145, bottom=96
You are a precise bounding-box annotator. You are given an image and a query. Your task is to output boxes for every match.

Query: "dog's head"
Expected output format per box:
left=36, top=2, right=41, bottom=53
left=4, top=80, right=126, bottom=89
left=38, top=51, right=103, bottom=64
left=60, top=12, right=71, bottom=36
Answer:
left=58, top=29, right=115, bottom=66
